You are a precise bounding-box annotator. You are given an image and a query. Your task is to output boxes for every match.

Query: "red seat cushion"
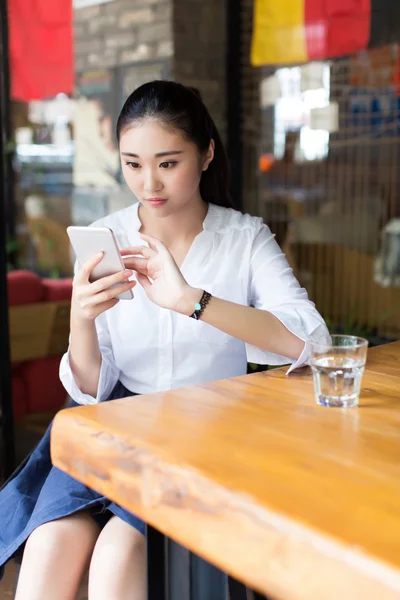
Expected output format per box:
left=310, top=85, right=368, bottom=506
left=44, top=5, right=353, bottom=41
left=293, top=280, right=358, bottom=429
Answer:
left=7, top=272, right=72, bottom=417
left=42, top=278, right=73, bottom=302
left=7, top=270, right=44, bottom=306
left=22, top=357, right=67, bottom=413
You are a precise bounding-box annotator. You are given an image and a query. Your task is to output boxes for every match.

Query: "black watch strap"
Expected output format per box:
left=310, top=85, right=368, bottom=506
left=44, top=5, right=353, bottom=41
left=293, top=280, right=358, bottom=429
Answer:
left=189, top=290, right=212, bottom=320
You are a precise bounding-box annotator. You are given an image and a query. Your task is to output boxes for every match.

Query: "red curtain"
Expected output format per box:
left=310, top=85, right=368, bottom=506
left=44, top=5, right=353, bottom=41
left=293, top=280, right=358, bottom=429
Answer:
left=8, top=0, right=73, bottom=101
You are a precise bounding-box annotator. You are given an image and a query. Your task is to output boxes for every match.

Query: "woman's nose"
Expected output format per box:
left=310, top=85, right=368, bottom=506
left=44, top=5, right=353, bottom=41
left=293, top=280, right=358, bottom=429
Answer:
left=143, top=168, right=163, bottom=194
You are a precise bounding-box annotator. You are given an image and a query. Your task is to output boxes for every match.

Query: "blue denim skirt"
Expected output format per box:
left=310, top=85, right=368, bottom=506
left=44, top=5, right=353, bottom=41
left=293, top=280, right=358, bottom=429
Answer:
left=0, top=382, right=145, bottom=580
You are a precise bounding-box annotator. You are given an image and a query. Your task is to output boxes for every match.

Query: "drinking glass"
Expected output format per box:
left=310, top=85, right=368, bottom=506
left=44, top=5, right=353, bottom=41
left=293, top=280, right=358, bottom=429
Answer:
left=310, top=335, right=368, bottom=408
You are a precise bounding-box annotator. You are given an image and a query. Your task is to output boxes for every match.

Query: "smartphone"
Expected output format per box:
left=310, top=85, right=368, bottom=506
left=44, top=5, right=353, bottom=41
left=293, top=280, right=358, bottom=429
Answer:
left=67, top=226, right=133, bottom=300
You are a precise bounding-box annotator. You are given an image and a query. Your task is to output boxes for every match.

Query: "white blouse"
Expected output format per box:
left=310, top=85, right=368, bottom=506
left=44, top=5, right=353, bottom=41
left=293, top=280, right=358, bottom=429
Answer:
left=60, top=202, right=329, bottom=404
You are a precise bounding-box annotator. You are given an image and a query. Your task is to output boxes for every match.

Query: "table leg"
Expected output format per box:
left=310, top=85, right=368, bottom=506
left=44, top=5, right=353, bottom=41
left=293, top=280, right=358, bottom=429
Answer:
left=168, top=539, right=191, bottom=599
left=190, top=553, right=228, bottom=600
left=147, top=525, right=268, bottom=600
left=228, top=576, right=248, bottom=599
left=228, top=577, right=272, bottom=600
left=146, top=525, right=166, bottom=600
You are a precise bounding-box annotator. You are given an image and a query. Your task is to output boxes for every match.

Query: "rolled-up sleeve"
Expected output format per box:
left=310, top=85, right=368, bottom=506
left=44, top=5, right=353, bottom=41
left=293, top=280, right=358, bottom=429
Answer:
left=246, top=225, right=330, bottom=372
left=59, top=262, right=120, bottom=405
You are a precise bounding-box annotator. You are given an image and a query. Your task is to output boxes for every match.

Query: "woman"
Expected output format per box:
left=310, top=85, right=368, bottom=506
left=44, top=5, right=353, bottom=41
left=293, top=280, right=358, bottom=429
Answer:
left=0, top=80, right=329, bottom=600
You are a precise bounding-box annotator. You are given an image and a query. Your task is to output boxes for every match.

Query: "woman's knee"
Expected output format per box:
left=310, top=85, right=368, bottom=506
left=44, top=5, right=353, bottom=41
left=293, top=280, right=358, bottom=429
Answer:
left=16, top=513, right=101, bottom=600
left=25, top=511, right=100, bottom=559
left=89, top=518, right=146, bottom=599
left=92, top=518, right=145, bottom=566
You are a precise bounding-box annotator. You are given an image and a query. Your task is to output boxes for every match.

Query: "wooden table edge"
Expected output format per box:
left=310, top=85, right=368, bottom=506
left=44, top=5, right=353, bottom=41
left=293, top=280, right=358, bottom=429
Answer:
left=51, top=407, right=400, bottom=600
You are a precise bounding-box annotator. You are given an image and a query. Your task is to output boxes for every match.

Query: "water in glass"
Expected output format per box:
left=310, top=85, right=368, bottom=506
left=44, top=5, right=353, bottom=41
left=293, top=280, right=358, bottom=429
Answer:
left=311, top=353, right=365, bottom=408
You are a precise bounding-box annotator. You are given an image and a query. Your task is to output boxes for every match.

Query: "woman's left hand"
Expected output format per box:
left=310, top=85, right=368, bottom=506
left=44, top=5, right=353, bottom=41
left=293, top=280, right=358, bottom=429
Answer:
left=120, top=234, right=202, bottom=314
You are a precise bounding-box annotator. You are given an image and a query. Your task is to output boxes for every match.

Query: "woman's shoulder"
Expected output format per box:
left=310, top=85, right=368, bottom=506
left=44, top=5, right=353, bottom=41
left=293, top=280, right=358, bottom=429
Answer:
left=209, top=204, right=265, bottom=235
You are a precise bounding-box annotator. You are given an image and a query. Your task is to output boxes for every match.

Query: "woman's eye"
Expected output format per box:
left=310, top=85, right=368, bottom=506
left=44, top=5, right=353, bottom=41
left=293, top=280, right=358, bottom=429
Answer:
left=160, top=161, right=177, bottom=169
left=125, top=162, right=140, bottom=169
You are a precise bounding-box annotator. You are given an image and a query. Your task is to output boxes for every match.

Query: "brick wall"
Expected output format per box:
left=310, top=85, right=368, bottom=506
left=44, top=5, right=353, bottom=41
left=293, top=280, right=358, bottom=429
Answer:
left=74, top=0, right=173, bottom=73
left=74, top=0, right=227, bottom=137
left=172, top=0, right=227, bottom=138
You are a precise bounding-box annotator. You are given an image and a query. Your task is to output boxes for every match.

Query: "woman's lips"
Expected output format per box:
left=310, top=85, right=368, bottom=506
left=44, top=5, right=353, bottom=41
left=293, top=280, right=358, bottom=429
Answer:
left=145, top=198, right=168, bottom=207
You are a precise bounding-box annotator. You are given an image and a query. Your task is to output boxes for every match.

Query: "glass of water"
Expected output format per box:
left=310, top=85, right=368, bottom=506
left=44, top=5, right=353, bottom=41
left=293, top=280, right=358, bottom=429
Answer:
left=310, top=335, right=368, bottom=408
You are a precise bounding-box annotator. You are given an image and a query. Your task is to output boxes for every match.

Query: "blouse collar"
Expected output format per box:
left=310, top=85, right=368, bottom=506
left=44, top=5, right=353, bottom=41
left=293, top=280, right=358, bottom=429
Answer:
left=131, top=201, right=223, bottom=233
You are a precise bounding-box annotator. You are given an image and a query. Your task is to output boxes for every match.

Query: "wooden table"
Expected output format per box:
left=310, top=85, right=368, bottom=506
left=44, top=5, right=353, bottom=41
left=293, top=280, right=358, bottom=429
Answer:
left=51, top=341, right=400, bottom=600
left=365, top=340, right=400, bottom=377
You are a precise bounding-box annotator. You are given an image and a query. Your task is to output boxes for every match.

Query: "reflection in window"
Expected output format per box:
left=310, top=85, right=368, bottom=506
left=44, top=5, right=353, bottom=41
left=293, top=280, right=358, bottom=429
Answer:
left=274, top=64, right=330, bottom=161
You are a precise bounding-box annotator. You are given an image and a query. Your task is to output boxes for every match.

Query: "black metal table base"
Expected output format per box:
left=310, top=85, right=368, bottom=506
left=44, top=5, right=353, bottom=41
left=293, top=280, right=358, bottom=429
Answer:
left=253, top=592, right=270, bottom=600
left=146, top=525, right=270, bottom=600
left=147, top=525, right=167, bottom=600
left=228, top=576, right=248, bottom=599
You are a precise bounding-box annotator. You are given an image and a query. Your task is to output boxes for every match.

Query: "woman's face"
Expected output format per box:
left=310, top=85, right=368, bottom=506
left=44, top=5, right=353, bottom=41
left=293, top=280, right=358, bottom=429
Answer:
left=119, top=119, right=213, bottom=217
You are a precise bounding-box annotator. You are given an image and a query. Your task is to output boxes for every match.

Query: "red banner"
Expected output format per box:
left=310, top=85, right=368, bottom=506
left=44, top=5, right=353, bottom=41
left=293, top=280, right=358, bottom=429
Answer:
left=8, top=0, right=74, bottom=101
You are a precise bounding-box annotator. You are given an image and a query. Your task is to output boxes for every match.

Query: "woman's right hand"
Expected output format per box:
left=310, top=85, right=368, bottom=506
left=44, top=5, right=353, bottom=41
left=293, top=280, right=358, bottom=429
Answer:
left=71, top=252, right=136, bottom=322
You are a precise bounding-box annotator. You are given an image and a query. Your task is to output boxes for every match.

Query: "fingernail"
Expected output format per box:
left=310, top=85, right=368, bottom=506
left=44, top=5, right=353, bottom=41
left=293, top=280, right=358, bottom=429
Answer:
left=124, top=270, right=133, bottom=277
left=97, top=252, right=103, bottom=258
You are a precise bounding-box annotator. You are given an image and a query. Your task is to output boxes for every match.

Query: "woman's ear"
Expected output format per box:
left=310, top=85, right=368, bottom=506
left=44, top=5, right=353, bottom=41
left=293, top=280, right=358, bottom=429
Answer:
left=202, top=139, right=215, bottom=171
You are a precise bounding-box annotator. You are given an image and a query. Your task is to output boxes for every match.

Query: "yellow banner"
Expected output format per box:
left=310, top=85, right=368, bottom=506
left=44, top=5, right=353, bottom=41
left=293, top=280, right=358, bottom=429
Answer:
left=251, top=0, right=307, bottom=66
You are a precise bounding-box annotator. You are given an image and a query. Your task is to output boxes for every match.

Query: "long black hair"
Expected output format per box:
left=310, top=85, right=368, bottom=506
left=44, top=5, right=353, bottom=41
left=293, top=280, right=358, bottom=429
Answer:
left=116, top=80, right=234, bottom=209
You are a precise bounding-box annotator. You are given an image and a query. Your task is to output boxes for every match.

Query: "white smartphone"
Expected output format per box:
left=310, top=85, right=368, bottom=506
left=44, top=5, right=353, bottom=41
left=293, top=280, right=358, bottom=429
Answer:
left=67, top=226, right=133, bottom=300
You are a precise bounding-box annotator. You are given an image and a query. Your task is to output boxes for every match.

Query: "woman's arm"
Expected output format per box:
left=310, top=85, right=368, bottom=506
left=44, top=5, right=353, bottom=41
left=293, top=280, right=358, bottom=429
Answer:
left=177, top=225, right=328, bottom=364
left=177, top=289, right=305, bottom=360
left=61, top=309, right=121, bottom=404
left=122, top=229, right=329, bottom=371
left=69, top=313, right=102, bottom=397
left=60, top=255, right=134, bottom=404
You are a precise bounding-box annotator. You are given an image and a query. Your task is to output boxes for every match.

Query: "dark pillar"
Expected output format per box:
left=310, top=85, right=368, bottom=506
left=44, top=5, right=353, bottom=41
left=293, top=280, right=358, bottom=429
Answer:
left=0, top=0, right=15, bottom=480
